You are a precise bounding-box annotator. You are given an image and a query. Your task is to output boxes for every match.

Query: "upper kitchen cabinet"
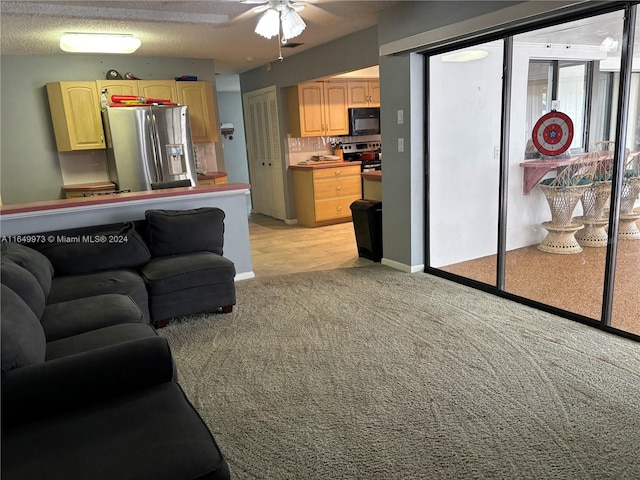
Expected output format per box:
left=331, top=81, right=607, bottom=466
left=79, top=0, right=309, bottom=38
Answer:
left=288, top=81, right=349, bottom=137
left=46, top=82, right=105, bottom=151
left=96, top=80, right=140, bottom=99
left=138, top=80, right=177, bottom=102
left=176, top=81, right=218, bottom=143
left=348, top=80, right=380, bottom=107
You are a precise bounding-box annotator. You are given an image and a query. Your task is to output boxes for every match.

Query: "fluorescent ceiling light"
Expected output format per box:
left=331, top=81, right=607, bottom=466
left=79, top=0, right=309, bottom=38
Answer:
left=60, top=33, right=141, bottom=54
left=441, top=49, right=489, bottom=63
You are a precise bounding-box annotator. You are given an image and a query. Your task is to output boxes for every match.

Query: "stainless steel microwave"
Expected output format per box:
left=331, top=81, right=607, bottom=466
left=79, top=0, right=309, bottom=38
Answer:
left=348, top=107, right=380, bottom=136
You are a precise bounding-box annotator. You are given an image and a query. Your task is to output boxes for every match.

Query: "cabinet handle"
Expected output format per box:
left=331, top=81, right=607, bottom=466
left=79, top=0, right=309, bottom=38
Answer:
left=262, top=162, right=265, bottom=166
left=337, top=205, right=343, bottom=211
left=334, top=170, right=341, bottom=175
left=336, top=185, right=342, bottom=191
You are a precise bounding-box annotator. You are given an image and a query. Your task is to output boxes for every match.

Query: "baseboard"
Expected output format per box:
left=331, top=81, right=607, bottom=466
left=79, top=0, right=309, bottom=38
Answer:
left=235, top=271, right=256, bottom=281
left=285, top=218, right=298, bottom=225
left=381, top=258, right=424, bottom=273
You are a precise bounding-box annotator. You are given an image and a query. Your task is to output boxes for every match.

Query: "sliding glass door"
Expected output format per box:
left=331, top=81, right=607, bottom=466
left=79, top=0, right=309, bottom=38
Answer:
left=611, top=12, right=640, bottom=336
left=428, top=41, right=503, bottom=286
left=426, top=5, right=639, bottom=338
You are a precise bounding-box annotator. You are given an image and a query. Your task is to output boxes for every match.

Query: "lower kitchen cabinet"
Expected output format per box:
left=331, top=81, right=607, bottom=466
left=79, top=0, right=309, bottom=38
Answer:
left=292, top=164, right=362, bottom=227
left=62, top=181, right=117, bottom=198
left=197, top=173, right=227, bottom=186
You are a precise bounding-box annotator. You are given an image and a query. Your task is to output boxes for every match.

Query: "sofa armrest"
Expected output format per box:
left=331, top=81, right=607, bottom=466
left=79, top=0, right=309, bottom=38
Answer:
left=2, top=336, right=175, bottom=428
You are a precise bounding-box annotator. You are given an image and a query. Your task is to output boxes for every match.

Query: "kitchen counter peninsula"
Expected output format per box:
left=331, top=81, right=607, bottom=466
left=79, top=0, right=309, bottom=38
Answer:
left=0, top=184, right=254, bottom=279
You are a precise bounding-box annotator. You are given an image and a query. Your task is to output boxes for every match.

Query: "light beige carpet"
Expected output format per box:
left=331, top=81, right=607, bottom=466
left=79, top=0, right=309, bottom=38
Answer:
left=160, top=265, right=640, bottom=480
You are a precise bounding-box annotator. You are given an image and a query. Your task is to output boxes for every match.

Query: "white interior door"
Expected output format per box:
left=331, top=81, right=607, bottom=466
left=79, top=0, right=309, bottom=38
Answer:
left=243, top=86, right=286, bottom=219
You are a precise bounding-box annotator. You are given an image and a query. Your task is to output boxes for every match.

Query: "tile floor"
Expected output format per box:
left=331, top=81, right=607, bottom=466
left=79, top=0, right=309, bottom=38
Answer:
left=248, top=214, right=373, bottom=278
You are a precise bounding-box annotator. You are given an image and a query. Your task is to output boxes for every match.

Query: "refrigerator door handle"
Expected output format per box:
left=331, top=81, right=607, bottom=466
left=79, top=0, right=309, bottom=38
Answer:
left=148, top=112, right=163, bottom=182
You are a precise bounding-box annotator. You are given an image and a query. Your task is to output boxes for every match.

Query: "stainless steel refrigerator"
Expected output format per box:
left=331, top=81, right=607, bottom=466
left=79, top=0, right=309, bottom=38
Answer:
left=102, top=105, right=197, bottom=192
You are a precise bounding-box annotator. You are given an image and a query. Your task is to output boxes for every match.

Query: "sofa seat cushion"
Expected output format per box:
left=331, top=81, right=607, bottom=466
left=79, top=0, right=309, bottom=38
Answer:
left=1, top=243, right=54, bottom=297
left=140, top=252, right=236, bottom=322
left=45, top=323, right=158, bottom=361
left=141, top=252, right=235, bottom=296
left=47, top=270, right=149, bottom=322
left=41, top=294, right=146, bottom=342
left=1, top=382, right=231, bottom=480
left=0, top=259, right=46, bottom=318
left=1, top=285, right=46, bottom=372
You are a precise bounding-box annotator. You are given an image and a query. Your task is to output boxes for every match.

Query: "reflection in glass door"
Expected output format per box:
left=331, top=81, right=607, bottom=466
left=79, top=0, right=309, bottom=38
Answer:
left=428, top=41, right=503, bottom=286
left=506, top=10, right=628, bottom=326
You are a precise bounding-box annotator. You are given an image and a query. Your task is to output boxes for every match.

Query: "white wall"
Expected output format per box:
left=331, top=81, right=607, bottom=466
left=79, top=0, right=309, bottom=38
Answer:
left=428, top=42, right=503, bottom=268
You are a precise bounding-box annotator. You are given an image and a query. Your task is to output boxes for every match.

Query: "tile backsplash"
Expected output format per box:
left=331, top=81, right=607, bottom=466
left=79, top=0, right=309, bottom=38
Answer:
left=287, top=135, right=382, bottom=165
left=287, top=137, right=334, bottom=165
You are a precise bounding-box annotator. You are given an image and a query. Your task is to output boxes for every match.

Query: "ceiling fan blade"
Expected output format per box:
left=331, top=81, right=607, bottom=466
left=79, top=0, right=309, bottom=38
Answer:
left=252, top=5, right=271, bottom=13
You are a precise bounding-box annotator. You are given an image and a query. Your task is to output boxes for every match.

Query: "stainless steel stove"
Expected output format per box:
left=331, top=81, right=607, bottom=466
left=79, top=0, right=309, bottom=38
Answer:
left=341, top=141, right=382, bottom=172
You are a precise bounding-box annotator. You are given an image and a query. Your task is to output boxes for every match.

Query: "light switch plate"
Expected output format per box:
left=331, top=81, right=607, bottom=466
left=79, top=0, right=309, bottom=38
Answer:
left=398, top=138, right=404, bottom=152
left=397, top=109, right=404, bottom=124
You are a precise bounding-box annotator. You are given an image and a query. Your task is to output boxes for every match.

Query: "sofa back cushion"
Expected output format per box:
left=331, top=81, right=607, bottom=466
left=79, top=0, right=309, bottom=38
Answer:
left=32, top=222, right=151, bottom=275
left=1, top=243, right=54, bottom=297
left=1, top=284, right=46, bottom=372
left=0, top=260, right=46, bottom=318
left=145, top=208, right=225, bottom=257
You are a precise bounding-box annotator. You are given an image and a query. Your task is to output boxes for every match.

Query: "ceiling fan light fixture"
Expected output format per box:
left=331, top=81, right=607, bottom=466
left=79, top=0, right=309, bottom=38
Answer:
left=254, top=8, right=280, bottom=39
left=60, top=33, right=141, bottom=54
left=281, top=7, right=306, bottom=40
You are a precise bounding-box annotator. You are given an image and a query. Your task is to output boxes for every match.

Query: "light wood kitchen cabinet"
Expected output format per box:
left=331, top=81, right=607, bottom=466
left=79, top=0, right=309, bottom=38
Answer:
left=348, top=80, right=380, bottom=107
left=292, top=164, right=362, bottom=227
left=46, top=82, right=105, bottom=151
left=96, top=80, right=140, bottom=99
left=137, top=80, right=177, bottom=102
left=288, top=81, right=349, bottom=137
left=176, top=81, right=218, bottom=142
left=62, top=181, right=117, bottom=198
left=197, top=173, right=227, bottom=186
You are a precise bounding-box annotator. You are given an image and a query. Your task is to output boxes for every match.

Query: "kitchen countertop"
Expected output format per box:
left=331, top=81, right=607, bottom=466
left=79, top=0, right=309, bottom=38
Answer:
left=62, top=181, right=117, bottom=191
left=197, top=172, right=227, bottom=180
left=289, top=161, right=361, bottom=170
left=0, top=183, right=249, bottom=215
left=362, top=171, right=381, bottom=181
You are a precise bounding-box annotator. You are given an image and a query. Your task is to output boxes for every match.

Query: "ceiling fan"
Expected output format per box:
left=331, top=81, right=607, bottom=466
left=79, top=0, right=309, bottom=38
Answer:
left=239, top=0, right=316, bottom=42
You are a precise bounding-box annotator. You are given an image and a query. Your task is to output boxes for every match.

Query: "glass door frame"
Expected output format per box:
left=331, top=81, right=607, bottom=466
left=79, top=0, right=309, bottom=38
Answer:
left=423, top=2, right=638, bottom=341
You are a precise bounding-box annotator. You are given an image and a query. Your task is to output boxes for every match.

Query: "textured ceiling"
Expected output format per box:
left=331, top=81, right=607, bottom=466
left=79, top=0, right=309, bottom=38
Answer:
left=2, top=2, right=635, bottom=92
left=0, top=0, right=398, bottom=90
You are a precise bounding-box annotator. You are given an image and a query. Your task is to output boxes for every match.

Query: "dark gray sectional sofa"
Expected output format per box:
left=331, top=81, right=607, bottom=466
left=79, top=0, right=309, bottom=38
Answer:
left=1, top=207, right=235, bottom=479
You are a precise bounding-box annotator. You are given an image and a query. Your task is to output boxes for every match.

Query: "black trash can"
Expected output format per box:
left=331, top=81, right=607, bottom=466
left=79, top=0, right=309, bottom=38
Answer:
left=350, top=199, right=383, bottom=262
